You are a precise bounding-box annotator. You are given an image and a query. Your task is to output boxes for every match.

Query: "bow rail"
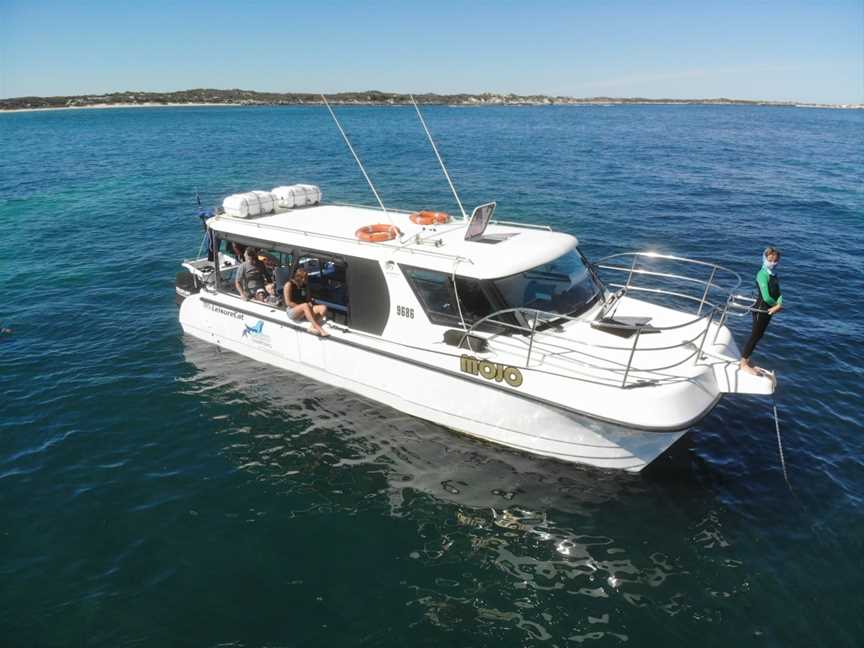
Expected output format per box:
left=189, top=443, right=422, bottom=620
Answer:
left=463, top=252, right=750, bottom=388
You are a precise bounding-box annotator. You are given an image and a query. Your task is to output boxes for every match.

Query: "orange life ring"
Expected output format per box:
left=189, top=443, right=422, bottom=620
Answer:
left=410, top=211, right=450, bottom=225
left=355, top=223, right=400, bottom=242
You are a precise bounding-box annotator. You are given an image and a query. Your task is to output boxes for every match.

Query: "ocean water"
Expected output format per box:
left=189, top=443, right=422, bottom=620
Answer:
left=1, top=104, right=862, bottom=647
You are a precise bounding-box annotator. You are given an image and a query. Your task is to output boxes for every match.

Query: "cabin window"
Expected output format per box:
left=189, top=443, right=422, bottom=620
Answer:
left=400, top=266, right=497, bottom=328
left=290, top=252, right=389, bottom=332
left=215, top=237, right=293, bottom=301
left=493, top=249, right=602, bottom=321
left=296, top=253, right=349, bottom=325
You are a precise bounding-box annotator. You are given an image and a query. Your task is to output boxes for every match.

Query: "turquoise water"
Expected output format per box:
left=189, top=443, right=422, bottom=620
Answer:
left=1, top=105, right=862, bottom=646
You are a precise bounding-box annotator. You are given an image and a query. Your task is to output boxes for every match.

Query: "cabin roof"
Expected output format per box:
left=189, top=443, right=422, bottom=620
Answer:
left=208, top=203, right=578, bottom=279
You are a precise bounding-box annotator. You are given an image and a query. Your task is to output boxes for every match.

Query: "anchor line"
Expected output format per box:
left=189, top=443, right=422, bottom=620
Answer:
left=772, top=395, right=792, bottom=491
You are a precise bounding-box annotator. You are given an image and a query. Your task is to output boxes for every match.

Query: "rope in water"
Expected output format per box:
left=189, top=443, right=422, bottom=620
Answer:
left=772, top=395, right=791, bottom=490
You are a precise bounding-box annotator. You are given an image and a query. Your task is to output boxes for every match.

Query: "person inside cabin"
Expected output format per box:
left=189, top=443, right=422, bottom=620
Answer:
left=263, top=282, right=282, bottom=307
left=235, top=247, right=268, bottom=300
left=274, top=266, right=292, bottom=299
left=739, top=246, right=783, bottom=376
left=284, top=267, right=329, bottom=336
left=231, top=242, right=247, bottom=263
left=253, top=288, right=268, bottom=303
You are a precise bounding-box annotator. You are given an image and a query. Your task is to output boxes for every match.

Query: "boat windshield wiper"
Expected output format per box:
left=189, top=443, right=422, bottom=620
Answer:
left=519, top=290, right=603, bottom=334
left=564, top=291, right=602, bottom=319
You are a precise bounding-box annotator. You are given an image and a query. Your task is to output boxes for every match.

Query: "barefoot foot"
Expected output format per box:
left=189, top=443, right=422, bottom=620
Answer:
left=740, top=362, right=760, bottom=376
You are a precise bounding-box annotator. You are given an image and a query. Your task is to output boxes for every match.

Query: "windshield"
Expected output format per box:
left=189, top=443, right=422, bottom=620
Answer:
left=493, top=249, right=603, bottom=320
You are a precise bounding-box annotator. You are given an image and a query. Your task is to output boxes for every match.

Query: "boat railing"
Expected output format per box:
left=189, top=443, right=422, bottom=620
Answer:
left=712, top=292, right=774, bottom=343
left=596, top=252, right=767, bottom=350
left=465, top=305, right=716, bottom=388
left=331, top=201, right=554, bottom=230
left=464, top=252, right=747, bottom=388
left=211, top=211, right=475, bottom=265
left=594, top=251, right=743, bottom=315
left=212, top=202, right=552, bottom=264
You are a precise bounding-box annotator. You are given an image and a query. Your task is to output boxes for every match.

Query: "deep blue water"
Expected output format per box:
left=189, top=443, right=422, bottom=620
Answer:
left=1, top=105, right=862, bottom=647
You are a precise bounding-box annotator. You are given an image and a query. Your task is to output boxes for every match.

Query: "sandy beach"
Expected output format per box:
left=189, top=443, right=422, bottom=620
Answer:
left=0, top=102, right=250, bottom=114
left=3, top=98, right=861, bottom=114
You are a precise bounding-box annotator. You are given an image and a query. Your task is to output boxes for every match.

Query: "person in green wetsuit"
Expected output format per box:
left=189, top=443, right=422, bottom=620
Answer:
left=740, top=247, right=783, bottom=375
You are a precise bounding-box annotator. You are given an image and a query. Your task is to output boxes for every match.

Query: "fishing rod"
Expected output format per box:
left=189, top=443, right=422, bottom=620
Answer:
left=410, top=95, right=469, bottom=221
left=321, top=94, right=395, bottom=229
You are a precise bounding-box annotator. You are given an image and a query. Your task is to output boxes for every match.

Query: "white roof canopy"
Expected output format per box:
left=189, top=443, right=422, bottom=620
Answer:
left=209, top=203, right=578, bottom=279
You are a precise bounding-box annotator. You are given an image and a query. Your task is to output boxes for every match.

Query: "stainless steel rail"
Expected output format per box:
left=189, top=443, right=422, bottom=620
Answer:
left=595, top=251, right=743, bottom=307
left=210, top=211, right=475, bottom=264
left=712, top=292, right=773, bottom=343
left=464, top=252, right=745, bottom=388
left=332, top=201, right=554, bottom=230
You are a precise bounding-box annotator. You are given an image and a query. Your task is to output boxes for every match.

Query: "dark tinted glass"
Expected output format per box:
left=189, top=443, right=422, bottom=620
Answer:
left=494, top=250, right=601, bottom=319
left=402, top=266, right=495, bottom=326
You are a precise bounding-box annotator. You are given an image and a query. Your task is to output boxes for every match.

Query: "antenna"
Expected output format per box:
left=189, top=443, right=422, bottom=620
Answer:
left=410, top=95, right=468, bottom=221
left=321, top=94, right=393, bottom=226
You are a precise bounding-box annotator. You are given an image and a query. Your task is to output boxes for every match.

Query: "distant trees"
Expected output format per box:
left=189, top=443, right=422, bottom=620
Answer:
left=1, top=89, right=852, bottom=111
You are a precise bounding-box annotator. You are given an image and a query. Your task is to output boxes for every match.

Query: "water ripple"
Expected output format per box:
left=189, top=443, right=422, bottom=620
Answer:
left=0, top=105, right=861, bottom=647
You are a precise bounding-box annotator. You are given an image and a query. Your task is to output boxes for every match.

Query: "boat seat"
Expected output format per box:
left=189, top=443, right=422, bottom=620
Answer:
left=273, top=266, right=292, bottom=294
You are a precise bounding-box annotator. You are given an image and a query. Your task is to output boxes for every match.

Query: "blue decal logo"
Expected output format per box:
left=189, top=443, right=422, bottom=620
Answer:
left=242, top=320, right=264, bottom=337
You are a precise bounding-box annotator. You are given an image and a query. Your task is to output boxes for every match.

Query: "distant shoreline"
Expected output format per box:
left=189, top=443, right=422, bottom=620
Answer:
left=2, top=102, right=250, bottom=114
left=2, top=89, right=861, bottom=112
left=3, top=102, right=861, bottom=115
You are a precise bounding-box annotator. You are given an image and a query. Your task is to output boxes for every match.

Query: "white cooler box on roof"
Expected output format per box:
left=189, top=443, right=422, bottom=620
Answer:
left=272, top=184, right=322, bottom=209
left=223, top=191, right=277, bottom=218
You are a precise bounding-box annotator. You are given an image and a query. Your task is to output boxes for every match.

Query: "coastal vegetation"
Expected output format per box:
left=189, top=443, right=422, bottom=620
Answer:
left=2, top=89, right=859, bottom=111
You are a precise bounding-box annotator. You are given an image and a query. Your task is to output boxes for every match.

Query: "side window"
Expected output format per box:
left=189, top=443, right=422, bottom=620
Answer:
left=401, top=266, right=495, bottom=327
left=297, top=253, right=349, bottom=325
left=403, top=268, right=453, bottom=322
left=216, top=240, right=242, bottom=294
left=453, top=276, right=494, bottom=323
left=217, top=240, right=287, bottom=299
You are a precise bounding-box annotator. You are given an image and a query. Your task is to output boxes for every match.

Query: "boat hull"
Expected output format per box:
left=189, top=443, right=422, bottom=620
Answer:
left=180, top=294, right=694, bottom=472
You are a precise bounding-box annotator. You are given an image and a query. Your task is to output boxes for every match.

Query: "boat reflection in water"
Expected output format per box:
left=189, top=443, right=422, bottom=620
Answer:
left=180, top=336, right=646, bottom=511
left=180, top=336, right=741, bottom=641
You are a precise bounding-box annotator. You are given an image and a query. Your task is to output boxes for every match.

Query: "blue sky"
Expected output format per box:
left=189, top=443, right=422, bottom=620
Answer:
left=1, top=0, right=861, bottom=103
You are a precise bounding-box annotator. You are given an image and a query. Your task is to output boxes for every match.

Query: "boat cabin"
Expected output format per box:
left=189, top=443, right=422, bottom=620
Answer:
left=177, top=184, right=777, bottom=472
left=198, top=200, right=605, bottom=345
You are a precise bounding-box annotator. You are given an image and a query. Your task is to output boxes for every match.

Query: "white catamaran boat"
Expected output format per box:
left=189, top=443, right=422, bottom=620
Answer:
left=176, top=100, right=776, bottom=472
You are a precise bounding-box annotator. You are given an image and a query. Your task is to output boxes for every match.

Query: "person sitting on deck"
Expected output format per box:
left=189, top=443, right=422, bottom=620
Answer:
left=284, top=267, right=329, bottom=336
left=235, top=248, right=268, bottom=300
